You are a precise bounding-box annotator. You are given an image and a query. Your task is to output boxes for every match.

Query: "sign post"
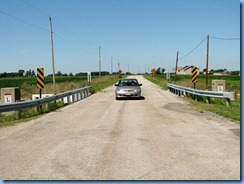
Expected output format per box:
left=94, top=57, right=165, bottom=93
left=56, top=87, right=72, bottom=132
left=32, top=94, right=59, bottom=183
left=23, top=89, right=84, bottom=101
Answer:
left=87, top=72, right=91, bottom=85
left=191, top=66, right=198, bottom=89
left=166, top=71, right=170, bottom=82
left=118, top=70, right=122, bottom=75
left=151, top=68, right=156, bottom=79
left=37, top=68, right=44, bottom=111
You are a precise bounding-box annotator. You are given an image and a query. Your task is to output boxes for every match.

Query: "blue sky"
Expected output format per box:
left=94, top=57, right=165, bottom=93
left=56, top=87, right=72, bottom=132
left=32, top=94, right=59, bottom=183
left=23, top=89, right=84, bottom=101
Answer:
left=0, top=0, right=240, bottom=75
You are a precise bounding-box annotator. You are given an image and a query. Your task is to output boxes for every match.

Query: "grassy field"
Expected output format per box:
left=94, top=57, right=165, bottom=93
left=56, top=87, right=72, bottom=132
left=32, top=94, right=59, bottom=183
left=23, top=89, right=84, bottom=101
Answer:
left=144, top=74, right=240, bottom=122
left=0, top=75, right=122, bottom=127
left=0, top=76, right=99, bottom=101
left=0, top=76, right=89, bottom=88
left=172, top=74, right=240, bottom=93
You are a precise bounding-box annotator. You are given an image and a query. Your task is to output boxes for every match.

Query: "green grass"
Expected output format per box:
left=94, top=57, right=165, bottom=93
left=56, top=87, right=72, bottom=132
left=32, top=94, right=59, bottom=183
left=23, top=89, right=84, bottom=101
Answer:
left=0, top=101, right=65, bottom=128
left=172, top=74, right=240, bottom=92
left=90, top=75, right=122, bottom=93
left=144, top=74, right=240, bottom=122
left=0, top=75, right=122, bottom=128
left=0, top=76, right=88, bottom=88
left=143, top=74, right=168, bottom=90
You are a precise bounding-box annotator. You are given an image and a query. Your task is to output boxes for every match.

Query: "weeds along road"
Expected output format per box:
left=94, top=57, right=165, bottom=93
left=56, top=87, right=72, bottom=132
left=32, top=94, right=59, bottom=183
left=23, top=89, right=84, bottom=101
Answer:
left=0, top=76, right=240, bottom=180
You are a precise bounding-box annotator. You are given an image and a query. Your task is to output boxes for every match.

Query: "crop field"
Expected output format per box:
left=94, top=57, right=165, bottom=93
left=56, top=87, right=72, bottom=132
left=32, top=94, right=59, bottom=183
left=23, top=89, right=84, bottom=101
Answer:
left=0, top=76, right=89, bottom=88
left=0, top=75, right=121, bottom=101
left=0, top=75, right=121, bottom=126
left=0, top=76, right=96, bottom=101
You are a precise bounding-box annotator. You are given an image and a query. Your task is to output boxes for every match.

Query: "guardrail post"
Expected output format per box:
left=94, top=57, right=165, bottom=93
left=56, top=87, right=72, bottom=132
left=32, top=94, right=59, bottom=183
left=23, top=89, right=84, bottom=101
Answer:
left=16, top=110, right=21, bottom=119
left=206, top=97, right=211, bottom=104
left=73, top=94, right=75, bottom=102
left=226, top=99, right=230, bottom=107
left=67, top=95, right=71, bottom=104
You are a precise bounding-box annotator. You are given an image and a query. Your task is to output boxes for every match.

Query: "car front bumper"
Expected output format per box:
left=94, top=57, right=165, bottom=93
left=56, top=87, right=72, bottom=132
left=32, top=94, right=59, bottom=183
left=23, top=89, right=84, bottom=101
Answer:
left=115, top=91, right=141, bottom=98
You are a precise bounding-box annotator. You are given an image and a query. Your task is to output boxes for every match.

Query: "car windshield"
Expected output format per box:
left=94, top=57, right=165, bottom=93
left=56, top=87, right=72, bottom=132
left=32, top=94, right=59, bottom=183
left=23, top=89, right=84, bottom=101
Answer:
left=118, top=79, right=139, bottom=86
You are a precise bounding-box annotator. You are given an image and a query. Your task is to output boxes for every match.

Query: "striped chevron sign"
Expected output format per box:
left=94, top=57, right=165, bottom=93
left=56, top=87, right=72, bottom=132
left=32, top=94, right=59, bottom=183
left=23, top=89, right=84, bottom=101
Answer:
left=191, top=66, right=198, bottom=83
left=37, top=68, right=44, bottom=89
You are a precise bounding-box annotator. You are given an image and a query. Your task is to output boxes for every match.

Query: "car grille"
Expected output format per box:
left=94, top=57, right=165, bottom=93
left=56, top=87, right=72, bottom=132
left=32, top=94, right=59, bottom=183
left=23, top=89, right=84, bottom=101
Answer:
left=124, top=90, right=134, bottom=92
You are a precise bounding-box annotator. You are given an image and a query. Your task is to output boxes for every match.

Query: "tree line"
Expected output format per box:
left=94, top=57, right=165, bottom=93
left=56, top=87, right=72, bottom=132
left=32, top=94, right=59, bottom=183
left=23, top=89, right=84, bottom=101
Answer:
left=0, top=70, right=111, bottom=78
left=0, top=69, right=36, bottom=78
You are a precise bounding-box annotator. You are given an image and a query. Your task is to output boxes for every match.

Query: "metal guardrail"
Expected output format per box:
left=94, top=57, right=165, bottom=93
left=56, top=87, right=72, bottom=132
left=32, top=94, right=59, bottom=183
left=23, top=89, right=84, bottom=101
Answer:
left=167, top=83, right=236, bottom=106
left=0, top=86, right=92, bottom=113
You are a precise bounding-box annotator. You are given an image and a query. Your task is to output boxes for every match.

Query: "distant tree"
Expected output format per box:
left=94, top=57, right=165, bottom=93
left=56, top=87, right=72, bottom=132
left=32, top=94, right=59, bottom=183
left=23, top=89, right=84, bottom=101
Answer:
left=231, top=71, right=240, bottom=75
left=25, top=69, right=32, bottom=77
left=209, top=69, right=214, bottom=73
left=161, top=68, right=165, bottom=73
left=75, top=72, right=86, bottom=76
left=215, top=69, right=225, bottom=73
left=31, top=70, right=35, bottom=77
left=0, top=72, right=7, bottom=78
left=156, top=67, right=161, bottom=74
left=18, top=70, right=25, bottom=77
left=56, top=71, right=62, bottom=76
left=25, top=70, right=30, bottom=77
left=69, top=73, right=73, bottom=76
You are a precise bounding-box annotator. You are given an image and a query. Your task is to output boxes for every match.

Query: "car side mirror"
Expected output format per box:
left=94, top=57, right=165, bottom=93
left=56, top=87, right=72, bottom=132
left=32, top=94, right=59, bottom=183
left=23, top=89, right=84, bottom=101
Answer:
left=139, top=84, right=142, bottom=86
left=115, top=84, right=118, bottom=86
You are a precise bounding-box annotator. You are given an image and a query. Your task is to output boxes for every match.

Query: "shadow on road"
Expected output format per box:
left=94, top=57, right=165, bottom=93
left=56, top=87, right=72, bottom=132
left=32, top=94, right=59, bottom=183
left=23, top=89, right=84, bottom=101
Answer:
left=116, top=96, right=145, bottom=100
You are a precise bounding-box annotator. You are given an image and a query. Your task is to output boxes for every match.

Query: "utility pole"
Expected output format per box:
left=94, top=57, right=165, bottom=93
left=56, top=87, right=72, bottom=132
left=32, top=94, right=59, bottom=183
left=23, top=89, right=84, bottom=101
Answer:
left=49, top=16, right=55, bottom=84
left=206, top=35, right=209, bottom=89
left=111, top=56, right=113, bottom=75
left=174, top=51, right=179, bottom=83
left=118, top=61, right=120, bottom=71
left=128, top=63, right=129, bottom=73
left=99, top=46, right=101, bottom=78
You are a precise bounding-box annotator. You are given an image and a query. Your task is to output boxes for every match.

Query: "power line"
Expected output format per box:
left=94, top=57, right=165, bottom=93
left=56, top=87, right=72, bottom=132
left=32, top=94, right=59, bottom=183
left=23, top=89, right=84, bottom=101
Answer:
left=52, top=19, right=97, bottom=47
left=210, top=36, right=240, bottom=40
left=0, top=8, right=97, bottom=55
left=0, top=9, right=49, bottom=32
left=178, top=35, right=239, bottom=60
left=178, top=36, right=207, bottom=60
left=21, top=0, right=50, bottom=17
left=53, top=33, right=96, bottom=54
left=21, top=0, right=97, bottom=47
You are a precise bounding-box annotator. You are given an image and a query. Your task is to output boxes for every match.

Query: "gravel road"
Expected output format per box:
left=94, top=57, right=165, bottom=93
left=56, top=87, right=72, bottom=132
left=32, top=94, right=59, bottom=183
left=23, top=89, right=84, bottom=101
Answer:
left=0, top=76, right=240, bottom=180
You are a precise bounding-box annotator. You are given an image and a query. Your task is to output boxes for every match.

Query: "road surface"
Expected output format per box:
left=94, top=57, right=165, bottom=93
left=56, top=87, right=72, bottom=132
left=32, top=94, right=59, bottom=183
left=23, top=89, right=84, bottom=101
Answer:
left=0, top=76, right=240, bottom=180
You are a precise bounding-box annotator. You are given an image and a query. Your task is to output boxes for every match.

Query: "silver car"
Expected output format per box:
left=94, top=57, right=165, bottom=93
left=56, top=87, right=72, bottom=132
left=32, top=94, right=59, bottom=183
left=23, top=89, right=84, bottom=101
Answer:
left=115, top=78, right=142, bottom=100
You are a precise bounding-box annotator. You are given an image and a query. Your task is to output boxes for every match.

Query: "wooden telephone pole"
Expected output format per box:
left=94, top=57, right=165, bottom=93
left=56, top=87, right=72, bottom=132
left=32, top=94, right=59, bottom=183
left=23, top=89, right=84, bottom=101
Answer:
left=49, top=17, right=55, bottom=84
left=174, top=51, right=179, bottom=83
left=205, top=35, right=209, bottom=89
left=111, top=56, right=113, bottom=75
left=99, top=46, right=101, bottom=78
